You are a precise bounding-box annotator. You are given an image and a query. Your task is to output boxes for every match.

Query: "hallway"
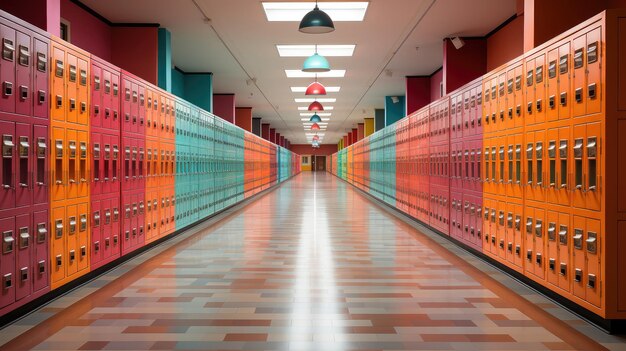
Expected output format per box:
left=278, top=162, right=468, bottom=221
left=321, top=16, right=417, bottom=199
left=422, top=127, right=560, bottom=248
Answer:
left=0, top=173, right=623, bottom=350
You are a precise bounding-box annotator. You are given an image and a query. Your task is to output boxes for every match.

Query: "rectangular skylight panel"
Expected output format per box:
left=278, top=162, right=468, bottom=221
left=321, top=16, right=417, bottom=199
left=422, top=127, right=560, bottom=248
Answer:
left=300, top=113, right=331, bottom=117
left=278, top=45, right=356, bottom=57
left=295, top=98, right=336, bottom=103
left=299, top=106, right=333, bottom=111
left=286, top=70, right=345, bottom=78
left=263, top=2, right=368, bottom=22
left=291, top=86, right=341, bottom=93
left=301, top=118, right=331, bottom=122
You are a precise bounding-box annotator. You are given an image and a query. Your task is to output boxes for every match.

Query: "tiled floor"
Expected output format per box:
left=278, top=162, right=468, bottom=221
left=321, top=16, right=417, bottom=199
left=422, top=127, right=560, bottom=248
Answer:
left=1, top=173, right=625, bottom=350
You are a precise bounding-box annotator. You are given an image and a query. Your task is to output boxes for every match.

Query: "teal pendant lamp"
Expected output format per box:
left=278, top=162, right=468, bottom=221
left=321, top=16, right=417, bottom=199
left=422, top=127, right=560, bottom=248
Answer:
left=309, top=113, right=322, bottom=123
left=302, top=52, right=330, bottom=72
left=299, top=1, right=335, bottom=34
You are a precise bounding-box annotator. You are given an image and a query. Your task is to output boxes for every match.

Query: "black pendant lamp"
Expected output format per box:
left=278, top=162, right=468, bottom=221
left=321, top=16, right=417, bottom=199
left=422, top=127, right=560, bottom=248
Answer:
left=299, top=1, right=335, bottom=34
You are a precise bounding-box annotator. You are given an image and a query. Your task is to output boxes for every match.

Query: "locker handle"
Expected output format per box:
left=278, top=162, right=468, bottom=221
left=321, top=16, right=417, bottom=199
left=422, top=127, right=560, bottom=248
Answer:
left=56, top=95, right=62, bottom=108
left=3, top=81, right=13, bottom=96
left=38, top=90, right=45, bottom=104
left=19, top=85, right=28, bottom=100
left=588, top=83, right=597, bottom=99
left=575, top=88, right=583, bottom=103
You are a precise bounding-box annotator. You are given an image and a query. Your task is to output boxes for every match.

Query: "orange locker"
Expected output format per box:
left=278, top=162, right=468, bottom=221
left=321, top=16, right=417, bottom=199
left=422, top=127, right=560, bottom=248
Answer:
left=50, top=202, right=90, bottom=289
left=571, top=122, right=601, bottom=212
left=525, top=129, right=546, bottom=203
left=572, top=27, right=602, bottom=117
left=525, top=52, right=546, bottom=126
left=546, top=210, right=571, bottom=292
left=505, top=134, right=523, bottom=199
left=50, top=37, right=90, bottom=127
left=572, top=215, right=601, bottom=308
left=545, top=126, right=570, bottom=206
left=524, top=206, right=546, bottom=281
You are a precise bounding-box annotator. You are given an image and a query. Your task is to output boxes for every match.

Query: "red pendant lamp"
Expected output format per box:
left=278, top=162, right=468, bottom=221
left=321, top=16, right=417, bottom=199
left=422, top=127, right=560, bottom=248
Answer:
left=305, top=81, right=326, bottom=95
left=312, top=135, right=320, bottom=142
left=308, top=101, right=324, bottom=111
left=310, top=123, right=321, bottom=131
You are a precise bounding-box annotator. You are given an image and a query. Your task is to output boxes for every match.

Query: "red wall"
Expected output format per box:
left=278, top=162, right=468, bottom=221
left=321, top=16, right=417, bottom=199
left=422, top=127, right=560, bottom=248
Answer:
left=235, top=107, right=252, bottom=132
left=487, top=15, right=524, bottom=71
left=0, top=0, right=60, bottom=35
left=60, top=0, right=112, bottom=61
left=443, top=38, right=486, bottom=94
left=213, top=94, right=236, bottom=123
left=290, top=144, right=337, bottom=156
left=406, top=76, right=431, bottom=115
left=111, top=27, right=158, bottom=85
left=430, top=69, right=443, bottom=102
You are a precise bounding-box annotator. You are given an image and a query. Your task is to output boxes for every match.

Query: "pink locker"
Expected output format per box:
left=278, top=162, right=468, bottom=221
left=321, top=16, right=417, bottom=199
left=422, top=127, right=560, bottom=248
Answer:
left=450, top=142, right=462, bottom=189
left=32, top=210, right=48, bottom=293
left=0, top=120, right=15, bottom=211
left=450, top=191, right=463, bottom=241
left=0, top=23, right=16, bottom=114
left=91, top=62, right=103, bottom=129
left=121, top=77, right=133, bottom=134
left=14, top=213, right=30, bottom=301
left=14, top=30, right=31, bottom=116
left=91, top=57, right=121, bottom=132
left=122, top=195, right=133, bottom=254
left=90, top=198, right=102, bottom=266
left=14, top=122, right=32, bottom=208
left=91, top=132, right=103, bottom=196
left=33, top=124, right=47, bottom=206
left=138, top=84, right=146, bottom=134
left=106, top=198, right=121, bottom=263
left=32, top=37, right=48, bottom=119
left=0, top=215, right=15, bottom=308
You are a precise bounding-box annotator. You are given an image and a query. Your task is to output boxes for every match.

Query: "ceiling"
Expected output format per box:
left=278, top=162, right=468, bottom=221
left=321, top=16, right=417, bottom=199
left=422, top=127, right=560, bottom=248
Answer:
left=80, top=0, right=516, bottom=144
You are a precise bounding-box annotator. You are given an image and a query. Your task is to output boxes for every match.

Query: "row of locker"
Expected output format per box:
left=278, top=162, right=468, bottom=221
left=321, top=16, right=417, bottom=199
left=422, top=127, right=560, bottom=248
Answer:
left=329, top=10, right=626, bottom=320
left=0, top=9, right=300, bottom=317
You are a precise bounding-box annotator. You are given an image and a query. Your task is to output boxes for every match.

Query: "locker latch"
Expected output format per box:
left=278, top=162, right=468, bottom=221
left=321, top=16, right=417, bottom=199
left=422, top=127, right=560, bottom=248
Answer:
left=575, top=88, right=583, bottom=103
left=20, top=267, right=28, bottom=281
left=69, top=250, right=75, bottom=261
left=69, top=216, right=77, bottom=234
left=93, top=211, right=100, bottom=227
left=69, top=65, right=76, bottom=82
left=549, top=258, right=556, bottom=271
left=55, top=60, right=64, bottom=78
left=588, top=274, right=596, bottom=289
left=56, top=95, right=62, bottom=108
left=80, top=214, right=87, bottom=231
left=2, top=38, right=14, bottom=61
left=548, top=223, right=556, bottom=241
left=19, top=85, right=28, bottom=100
left=19, top=227, right=29, bottom=249
left=515, top=245, right=520, bottom=256
left=56, top=254, right=62, bottom=267
left=526, top=250, right=532, bottom=261
left=3, top=231, right=14, bottom=253
left=94, top=241, right=100, bottom=252
left=588, top=83, right=597, bottom=99
left=3, top=81, right=12, bottom=96
left=105, top=209, right=111, bottom=225
left=38, top=260, right=45, bottom=274
left=560, top=225, right=569, bottom=245
left=55, top=220, right=63, bottom=238
left=573, top=228, right=583, bottom=250
left=38, top=90, right=45, bottom=104
left=574, top=268, right=582, bottom=283
left=560, top=92, right=567, bottom=106
left=560, top=263, right=567, bottom=276
left=81, top=246, right=86, bottom=257
left=3, top=273, right=12, bottom=289
left=36, top=52, right=47, bottom=72
left=586, top=231, right=597, bottom=253
left=535, top=252, right=542, bottom=265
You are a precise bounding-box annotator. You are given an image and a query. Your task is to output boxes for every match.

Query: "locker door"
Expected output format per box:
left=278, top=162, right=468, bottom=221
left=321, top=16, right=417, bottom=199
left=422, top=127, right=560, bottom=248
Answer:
left=572, top=122, right=601, bottom=211
left=505, top=203, right=515, bottom=265
left=513, top=66, right=524, bottom=128
left=557, top=212, right=571, bottom=292
left=546, top=47, right=559, bottom=122
left=15, top=213, right=31, bottom=301
left=66, top=52, right=78, bottom=125
left=526, top=130, right=546, bottom=202
left=110, top=70, right=120, bottom=130
left=91, top=133, right=102, bottom=196
left=78, top=130, right=88, bottom=198
left=0, top=121, right=15, bottom=210
left=572, top=215, right=586, bottom=300
left=90, top=199, right=101, bottom=266
left=104, top=135, right=114, bottom=194
left=524, top=209, right=535, bottom=276
left=509, top=135, right=523, bottom=199
left=0, top=24, right=16, bottom=114
left=122, top=78, right=132, bottom=133
left=51, top=205, right=64, bottom=284
left=524, top=57, right=536, bottom=125
left=497, top=201, right=506, bottom=260
left=66, top=204, right=78, bottom=277
left=144, top=191, right=153, bottom=241
left=15, top=30, right=31, bottom=116
left=110, top=199, right=120, bottom=258
left=0, top=216, right=15, bottom=308
left=572, top=33, right=586, bottom=117
left=77, top=202, right=89, bottom=272
left=66, top=129, right=78, bottom=199
left=51, top=128, right=64, bottom=203
left=77, top=56, right=89, bottom=126
left=111, top=136, right=120, bottom=192
left=51, top=45, right=64, bottom=123
left=505, top=66, right=516, bottom=129
left=482, top=79, right=491, bottom=134
left=557, top=42, right=571, bottom=120
left=496, top=139, right=505, bottom=196
left=533, top=208, right=546, bottom=280
left=130, top=82, right=139, bottom=134
left=585, top=28, right=602, bottom=115
left=32, top=210, right=48, bottom=292
left=102, top=66, right=112, bottom=130
left=32, top=37, right=48, bottom=119
left=513, top=204, right=523, bottom=268
left=534, top=54, right=546, bottom=125
left=585, top=217, right=601, bottom=307
left=101, top=198, right=111, bottom=261
left=33, top=125, right=47, bottom=205
left=91, top=63, right=102, bottom=129
left=546, top=210, right=560, bottom=288
left=138, top=84, right=146, bottom=134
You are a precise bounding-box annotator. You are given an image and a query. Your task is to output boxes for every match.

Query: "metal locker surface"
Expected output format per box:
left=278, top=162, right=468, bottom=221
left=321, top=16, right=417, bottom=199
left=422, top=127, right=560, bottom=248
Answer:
left=0, top=215, right=16, bottom=308
left=14, top=212, right=31, bottom=301
left=32, top=209, right=48, bottom=293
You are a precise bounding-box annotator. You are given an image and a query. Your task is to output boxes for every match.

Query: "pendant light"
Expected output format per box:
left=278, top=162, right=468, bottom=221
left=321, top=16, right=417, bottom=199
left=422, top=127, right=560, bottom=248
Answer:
left=299, top=1, right=335, bottom=34
left=302, top=52, right=330, bottom=72
left=305, top=81, right=327, bottom=95
left=308, top=101, right=324, bottom=111
left=309, top=113, right=322, bottom=123
left=310, top=123, right=321, bottom=131
left=313, top=135, right=320, bottom=142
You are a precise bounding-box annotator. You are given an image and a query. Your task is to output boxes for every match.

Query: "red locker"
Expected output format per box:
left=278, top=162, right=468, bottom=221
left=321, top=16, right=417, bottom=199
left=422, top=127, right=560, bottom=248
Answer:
left=33, top=124, right=48, bottom=206
left=32, top=37, right=49, bottom=120
left=15, top=213, right=31, bottom=301
left=90, top=198, right=102, bottom=266
left=0, top=215, right=16, bottom=308
left=32, top=210, right=48, bottom=293
left=0, top=24, right=17, bottom=114
left=0, top=120, right=15, bottom=211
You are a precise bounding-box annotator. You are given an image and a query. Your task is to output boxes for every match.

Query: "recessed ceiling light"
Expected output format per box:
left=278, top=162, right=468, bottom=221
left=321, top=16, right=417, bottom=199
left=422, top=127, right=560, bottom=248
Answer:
left=291, top=86, right=341, bottom=93
left=299, top=106, right=333, bottom=111
left=300, top=113, right=331, bottom=117
left=262, top=2, right=368, bottom=22
left=277, top=45, right=356, bottom=57
left=286, top=70, right=345, bottom=78
left=306, top=133, right=325, bottom=136
left=295, top=98, right=336, bottom=103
